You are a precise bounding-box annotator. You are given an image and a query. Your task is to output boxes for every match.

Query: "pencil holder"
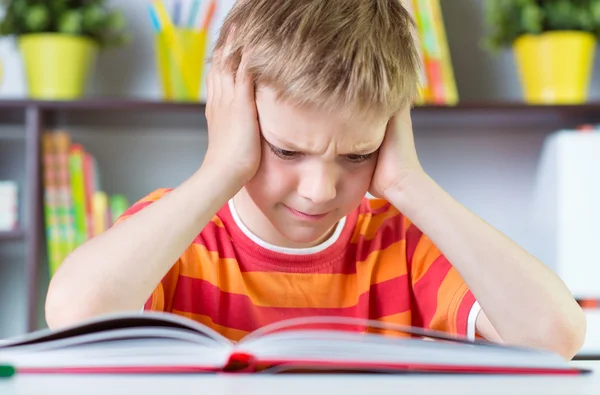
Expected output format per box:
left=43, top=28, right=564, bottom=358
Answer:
left=155, top=28, right=208, bottom=101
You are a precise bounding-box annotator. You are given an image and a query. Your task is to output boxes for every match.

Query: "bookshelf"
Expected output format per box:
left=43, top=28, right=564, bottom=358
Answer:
left=0, top=230, right=25, bottom=241
left=2, top=98, right=600, bottom=335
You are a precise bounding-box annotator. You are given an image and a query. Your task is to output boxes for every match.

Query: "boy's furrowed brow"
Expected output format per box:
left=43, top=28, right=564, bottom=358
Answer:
left=261, top=130, right=303, bottom=151
left=350, top=141, right=381, bottom=155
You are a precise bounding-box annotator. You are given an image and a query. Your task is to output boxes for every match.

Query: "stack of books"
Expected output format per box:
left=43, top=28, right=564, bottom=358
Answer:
left=41, top=131, right=129, bottom=276
left=404, top=0, right=459, bottom=106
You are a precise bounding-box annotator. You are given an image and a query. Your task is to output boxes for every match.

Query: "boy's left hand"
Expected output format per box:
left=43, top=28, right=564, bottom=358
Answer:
left=369, top=104, right=424, bottom=199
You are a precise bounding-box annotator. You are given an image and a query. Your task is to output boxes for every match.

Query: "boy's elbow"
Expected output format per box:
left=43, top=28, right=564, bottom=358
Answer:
left=543, top=306, right=587, bottom=361
left=45, top=284, right=79, bottom=330
left=45, top=272, right=96, bottom=330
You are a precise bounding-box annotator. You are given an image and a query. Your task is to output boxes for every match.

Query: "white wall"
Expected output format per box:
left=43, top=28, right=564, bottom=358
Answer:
left=0, top=0, right=592, bottom=337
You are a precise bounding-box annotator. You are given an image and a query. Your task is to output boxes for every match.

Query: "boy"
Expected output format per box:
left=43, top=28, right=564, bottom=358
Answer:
left=45, top=0, right=585, bottom=359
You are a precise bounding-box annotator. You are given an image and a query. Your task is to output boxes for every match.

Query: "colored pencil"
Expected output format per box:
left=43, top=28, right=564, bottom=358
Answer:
left=147, top=3, right=161, bottom=32
left=188, top=0, right=201, bottom=28
left=152, top=0, right=195, bottom=95
left=173, top=0, right=181, bottom=25
left=201, top=0, right=217, bottom=30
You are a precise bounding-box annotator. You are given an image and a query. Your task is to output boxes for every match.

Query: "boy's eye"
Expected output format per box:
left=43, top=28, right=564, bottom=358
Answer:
left=346, top=153, right=374, bottom=163
left=269, top=145, right=300, bottom=160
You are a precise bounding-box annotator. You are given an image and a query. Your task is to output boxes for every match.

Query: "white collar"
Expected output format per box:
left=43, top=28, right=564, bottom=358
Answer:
left=228, top=199, right=346, bottom=256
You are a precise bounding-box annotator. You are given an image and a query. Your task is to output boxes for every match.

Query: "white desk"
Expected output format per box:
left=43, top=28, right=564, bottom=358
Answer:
left=1, top=361, right=599, bottom=395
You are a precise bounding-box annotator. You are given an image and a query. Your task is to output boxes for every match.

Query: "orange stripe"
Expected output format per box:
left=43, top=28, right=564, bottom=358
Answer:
left=149, top=282, right=165, bottom=312
left=351, top=206, right=401, bottom=243
left=178, top=241, right=407, bottom=308
left=142, top=188, right=171, bottom=202
left=365, top=311, right=412, bottom=337
left=211, top=216, right=224, bottom=228
left=410, top=235, right=442, bottom=283
left=427, top=268, right=469, bottom=335
left=172, top=310, right=249, bottom=342
left=367, top=198, right=390, bottom=211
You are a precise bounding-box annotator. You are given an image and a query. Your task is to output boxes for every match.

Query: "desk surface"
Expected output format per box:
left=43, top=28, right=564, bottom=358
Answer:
left=1, top=361, right=598, bottom=395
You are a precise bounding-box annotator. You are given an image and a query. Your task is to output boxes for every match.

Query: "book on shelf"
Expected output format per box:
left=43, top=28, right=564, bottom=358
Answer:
left=0, top=312, right=589, bottom=375
left=404, top=0, right=458, bottom=106
left=0, top=181, right=18, bottom=232
left=41, top=131, right=130, bottom=276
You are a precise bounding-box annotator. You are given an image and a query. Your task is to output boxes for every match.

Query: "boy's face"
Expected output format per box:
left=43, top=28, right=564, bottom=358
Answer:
left=239, top=86, right=388, bottom=247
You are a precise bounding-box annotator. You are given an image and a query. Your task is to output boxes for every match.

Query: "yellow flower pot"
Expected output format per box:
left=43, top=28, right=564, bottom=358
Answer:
left=513, top=31, right=596, bottom=104
left=18, top=34, right=98, bottom=100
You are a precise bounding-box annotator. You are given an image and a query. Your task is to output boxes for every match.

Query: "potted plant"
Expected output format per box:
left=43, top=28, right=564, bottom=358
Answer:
left=484, top=0, right=600, bottom=104
left=0, top=0, right=130, bottom=99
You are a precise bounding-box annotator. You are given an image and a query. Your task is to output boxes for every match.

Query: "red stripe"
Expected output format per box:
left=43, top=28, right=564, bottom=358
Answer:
left=456, top=290, right=476, bottom=336
left=351, top=214, right=406, bottom=263
left=410, top=254, right=452, bottom=329
left=193, top=221, right=405, bottom=275
left=119, top=200, right=153, bottom=219
left=171, top=275, right=411, bottom=333
left=405, top=223, right=422, bottom=269
left=192, top=220, right=237, bottom=259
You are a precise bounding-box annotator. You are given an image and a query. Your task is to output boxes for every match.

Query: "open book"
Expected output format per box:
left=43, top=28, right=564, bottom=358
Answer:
left=0, top=312, right=589, bottom=375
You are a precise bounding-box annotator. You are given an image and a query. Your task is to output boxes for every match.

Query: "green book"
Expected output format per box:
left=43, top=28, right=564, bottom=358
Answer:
left=68, top=144, right=88, bottom=247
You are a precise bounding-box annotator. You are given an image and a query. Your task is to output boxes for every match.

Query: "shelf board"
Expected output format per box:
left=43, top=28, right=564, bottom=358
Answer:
left=0, top=229, right=25, bottom=242
left=0, top=98, right=205, bottom=112
left=0, top=97, right=597, bottom=112
left=0, top=98, right=598, bottom=129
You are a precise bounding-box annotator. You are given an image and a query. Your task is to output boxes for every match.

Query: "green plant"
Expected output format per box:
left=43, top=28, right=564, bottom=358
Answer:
left=484, top=0, right=600, bottom=51
left=0, top=0, right=130, bottom=48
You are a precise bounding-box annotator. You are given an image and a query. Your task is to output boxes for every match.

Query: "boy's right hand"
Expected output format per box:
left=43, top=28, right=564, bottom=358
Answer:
left=203, top=43, right=261, bottom=188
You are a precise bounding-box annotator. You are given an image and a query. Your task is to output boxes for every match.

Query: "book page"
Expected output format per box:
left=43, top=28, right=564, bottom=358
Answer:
left=242, top=315, right=477, bottom=344
left=237, top=316, right=570, bottom=371
left=0, top=311, right=231, bottom=349
left=1, top=337, right=231, bottom=371
left=237, top=330, right=569, bottom=371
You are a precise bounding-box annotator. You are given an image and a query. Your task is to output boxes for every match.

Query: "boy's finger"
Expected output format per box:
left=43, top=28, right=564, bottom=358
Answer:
left=235, top=51, right=254, bottom=100
left=213, top=64, right=222, bottom=102
left=220, top=68, right=235, bottom=100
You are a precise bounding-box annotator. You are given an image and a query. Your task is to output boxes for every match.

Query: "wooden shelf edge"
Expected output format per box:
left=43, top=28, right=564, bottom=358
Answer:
left=0, top=97, right=598, bottom=113
left=0, top=229, right=25, bottom=242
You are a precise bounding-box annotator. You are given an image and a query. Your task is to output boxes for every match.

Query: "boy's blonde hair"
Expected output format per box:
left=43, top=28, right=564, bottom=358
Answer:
left=214, top=0, right=420, bottom=117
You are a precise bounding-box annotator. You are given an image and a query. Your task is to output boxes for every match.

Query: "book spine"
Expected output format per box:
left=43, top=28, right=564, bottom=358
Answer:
left=53, top=132, right=76, bottom=273
left=428, top=0, right=458, bottom=105
left=41, top=133, right=62, bottom=275
left=83, top=152, right=96, bottom=239
left=92, top=191, right=108, bottom=236
left=414, top=0, right=445, bottom=104
left=68, top=144, right=88, bottom=248
left=109, top=195, right=129, bottom=227
left=403, top=0, right=430, bottom=105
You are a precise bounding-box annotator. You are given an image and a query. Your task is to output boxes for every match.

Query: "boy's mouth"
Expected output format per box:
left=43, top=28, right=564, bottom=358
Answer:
left=283, top=205, right=329, bottom=221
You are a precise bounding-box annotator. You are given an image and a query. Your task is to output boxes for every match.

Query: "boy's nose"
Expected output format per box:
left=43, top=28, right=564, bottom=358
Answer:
left=297, top=166, right=337, bottom=205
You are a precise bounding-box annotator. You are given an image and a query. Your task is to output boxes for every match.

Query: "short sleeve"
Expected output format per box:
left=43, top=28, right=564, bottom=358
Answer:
left=112, top=188, right=173, bottom=227
left=405, top=220, right=478, bottom=338
left=144, top=261, right=181, bottom=313
left=111, top=188, right=179, bottom=312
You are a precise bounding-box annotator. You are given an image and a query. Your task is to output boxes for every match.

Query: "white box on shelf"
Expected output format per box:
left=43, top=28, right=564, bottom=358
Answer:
left=0, top=181, right=18, bottom=231
left=580, top=309, right=600, bottom=357
left=530, top=130, right=600, bottom=299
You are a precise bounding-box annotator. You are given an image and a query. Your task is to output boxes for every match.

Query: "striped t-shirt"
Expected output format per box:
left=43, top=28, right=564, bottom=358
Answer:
left=119, top=188, right=481, bottom=342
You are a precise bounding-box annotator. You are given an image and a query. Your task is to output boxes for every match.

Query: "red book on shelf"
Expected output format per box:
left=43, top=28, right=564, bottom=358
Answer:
left=0, top=312, right=589, bottom=376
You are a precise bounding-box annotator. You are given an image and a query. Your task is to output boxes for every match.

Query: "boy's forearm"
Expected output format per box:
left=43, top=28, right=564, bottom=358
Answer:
left=46, top=166, right=243, bottom=329
left=385, top=169, right=586, bottom=357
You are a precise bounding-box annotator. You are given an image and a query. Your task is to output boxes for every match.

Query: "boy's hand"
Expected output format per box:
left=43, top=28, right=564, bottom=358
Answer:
left=369, top=104, right=424, bottom=199
left=203, top=39, right=261, bottom=187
